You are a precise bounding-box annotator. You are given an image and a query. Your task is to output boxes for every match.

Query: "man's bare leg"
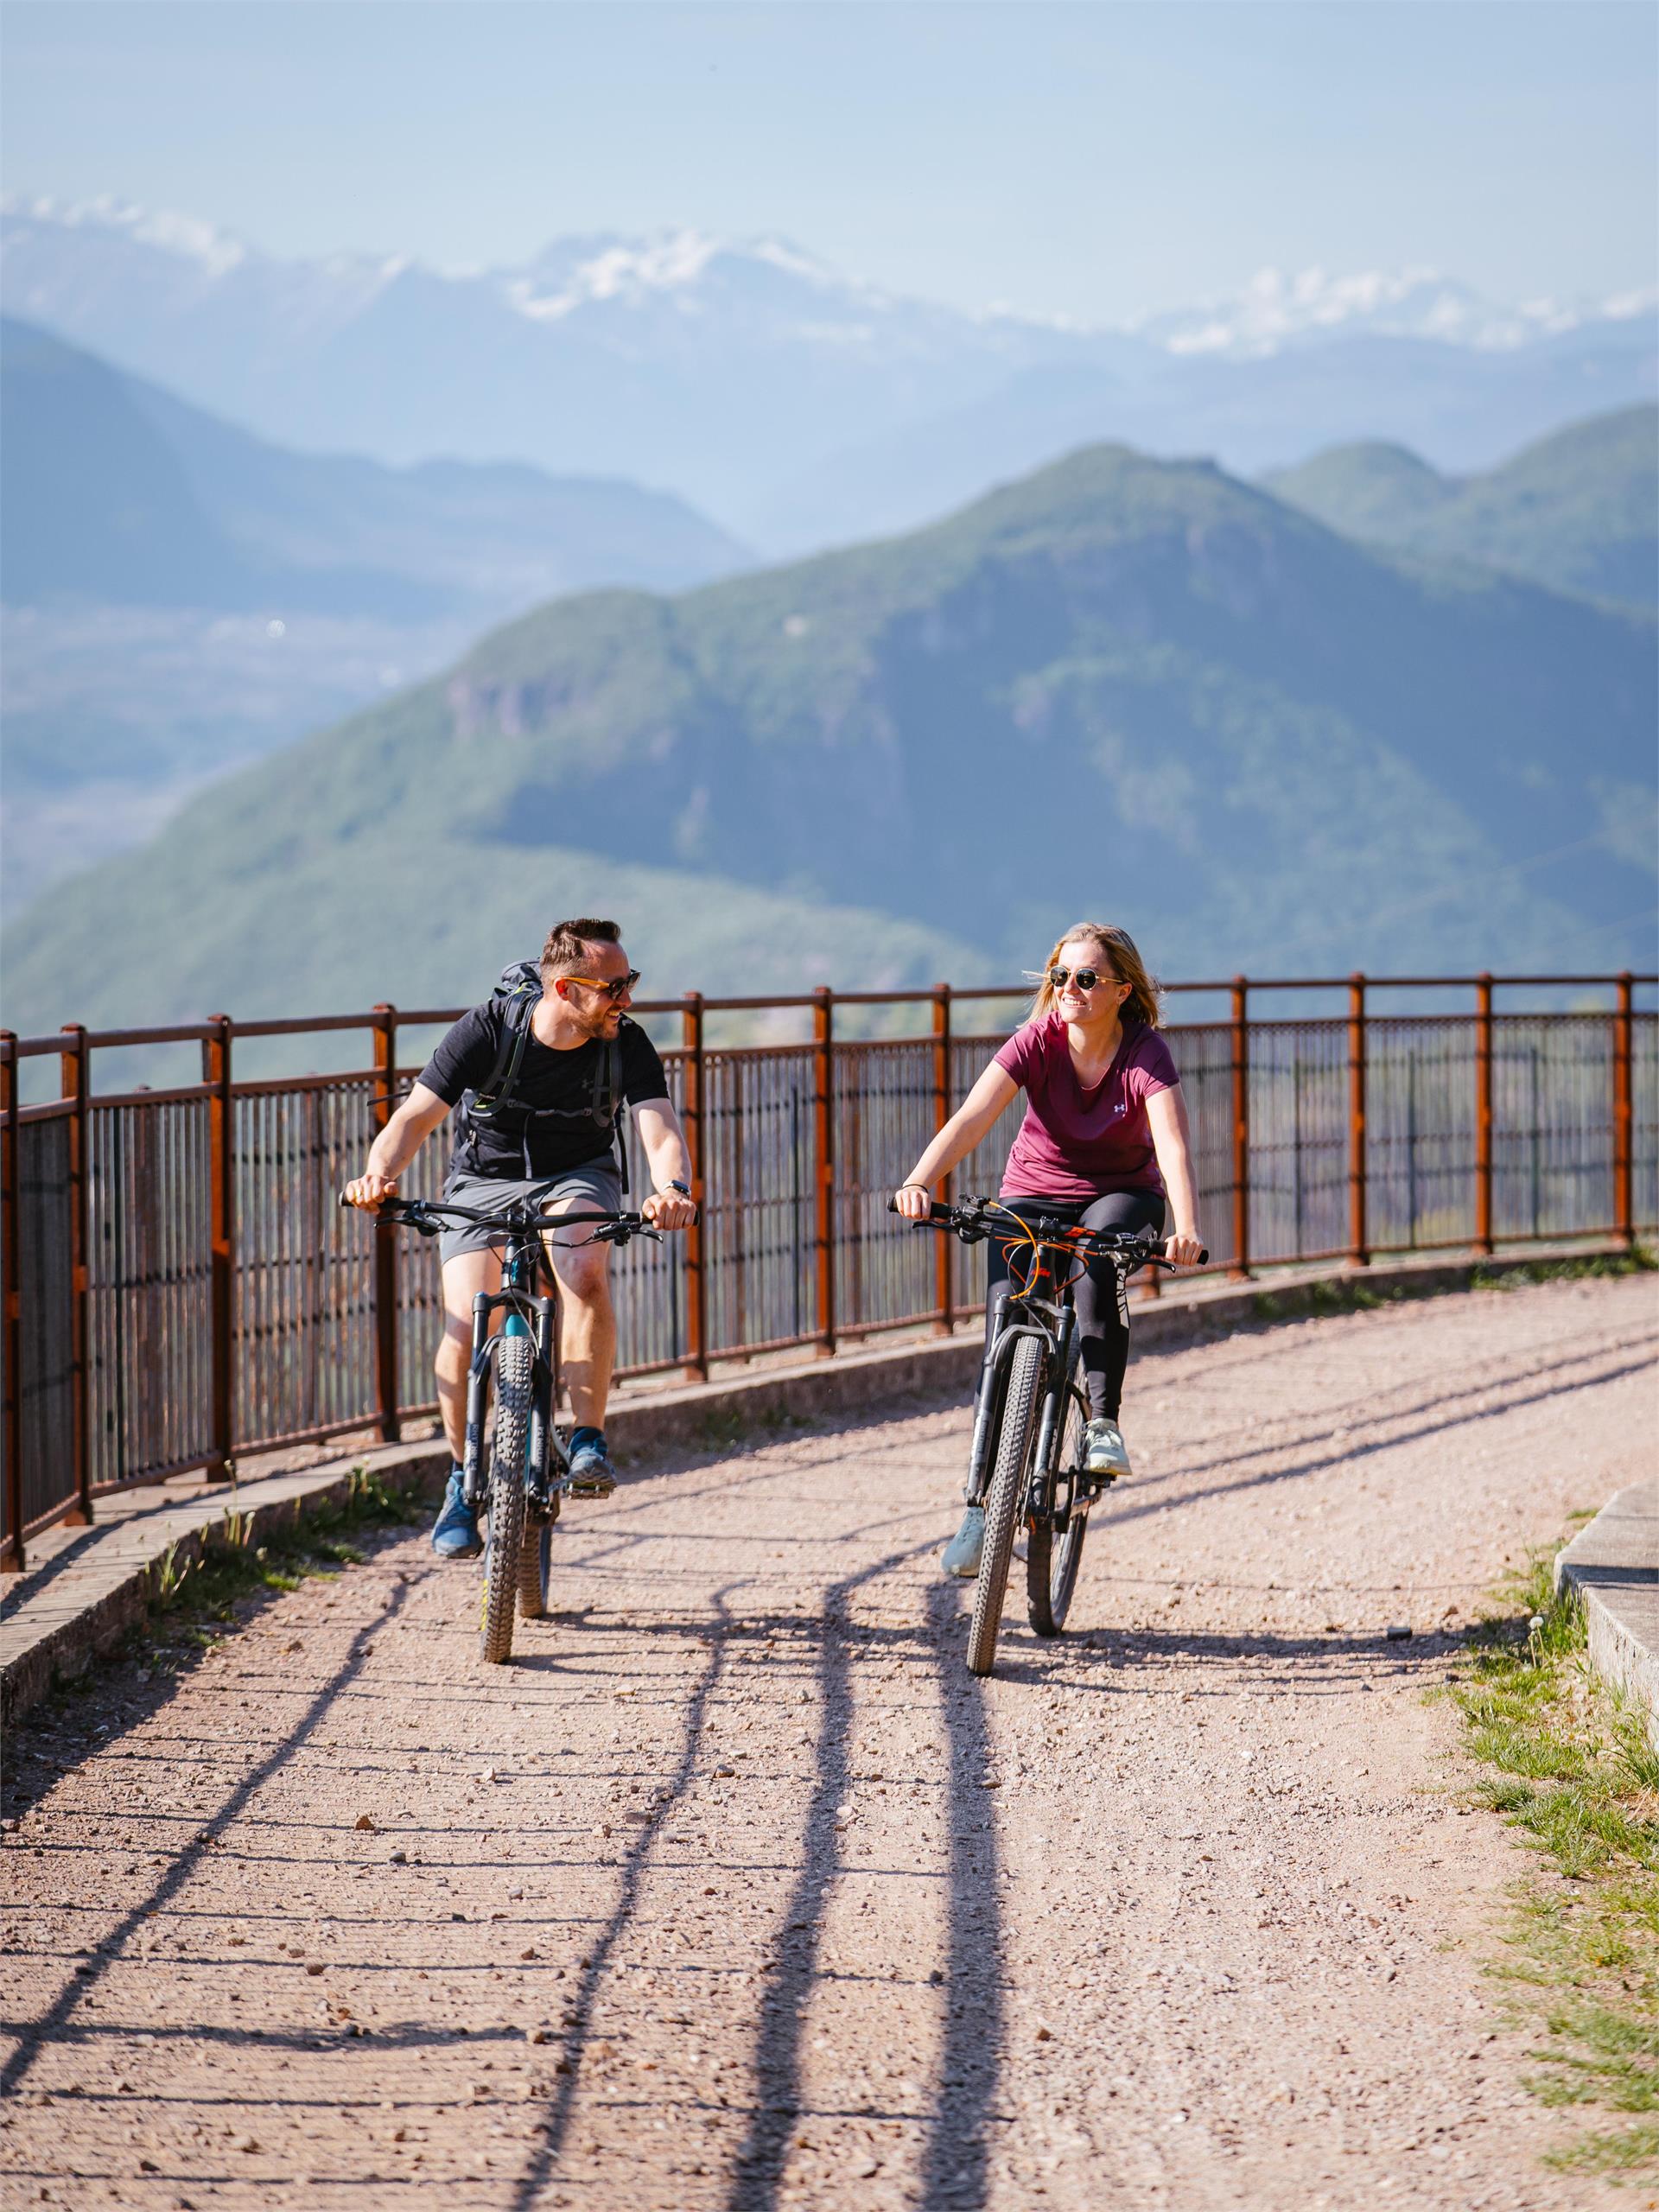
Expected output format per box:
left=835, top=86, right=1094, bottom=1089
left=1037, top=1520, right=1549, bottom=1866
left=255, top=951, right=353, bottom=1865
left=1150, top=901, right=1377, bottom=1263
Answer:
left=539, top=1213, right=615, bottom=1433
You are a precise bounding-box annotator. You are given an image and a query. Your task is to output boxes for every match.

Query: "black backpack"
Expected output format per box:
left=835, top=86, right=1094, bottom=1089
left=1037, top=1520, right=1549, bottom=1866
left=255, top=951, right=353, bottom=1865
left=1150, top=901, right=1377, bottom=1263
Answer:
left=455, top=959, right=629, bottom=1186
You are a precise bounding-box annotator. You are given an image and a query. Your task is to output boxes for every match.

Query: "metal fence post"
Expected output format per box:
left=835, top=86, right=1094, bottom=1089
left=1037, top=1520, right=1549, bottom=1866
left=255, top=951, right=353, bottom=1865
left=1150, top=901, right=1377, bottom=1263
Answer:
left=813, top=987, right=836, bottom=1358
left=372, top=1005, right=400, bottom=1441
left=60, top=1025, right=92, bottom=1525
left=2, top=1034, right=23, bottom=1571
left=1614, top=970, right=1634, bottom=1249
left=1474, top=972, right=1495, bottom=1256
left=682, top=991, right=709, bottom=1382
left=1348, top=974, right=1370, bottom=1266
left=931, top=983, right=954, bottom=1332
left=204, top=1014, right=235, bottom=1484
left=1230, top=977, right=1250, bottom=1279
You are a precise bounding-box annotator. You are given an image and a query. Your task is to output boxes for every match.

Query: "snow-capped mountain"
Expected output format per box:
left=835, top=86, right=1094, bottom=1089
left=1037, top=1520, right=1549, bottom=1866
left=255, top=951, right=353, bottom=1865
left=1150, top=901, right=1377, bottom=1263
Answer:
left=3, top=194, right=1654, bottom=546
left=1134, top=264, right=1657, bottom=358
left=0, top=194, right=1090, bottom=382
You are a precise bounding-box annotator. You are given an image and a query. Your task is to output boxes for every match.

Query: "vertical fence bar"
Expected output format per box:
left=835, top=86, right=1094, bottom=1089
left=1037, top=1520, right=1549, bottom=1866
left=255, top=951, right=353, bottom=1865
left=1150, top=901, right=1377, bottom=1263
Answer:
left=372, top=1004, right=400, bottom=1441
left=60, top=1025, right=92, bottom=1525
left=1474, top=972, right=1495, bottom=1257
left=813, top=987, right=836, bottom=1358
left=931, top=983, right=954, bottom=1332
left=204, top=1014, right=235, bottom=1483
left=1230, top=977, right=1250, bottom=1279
left=681, top=991, right=709, bottom=1382
left=1614, top=970, right=1634, bottom=1249
left=1348, top=974, right=1370, bottom=1266
left=2, top=1035, right=22, bottom=1570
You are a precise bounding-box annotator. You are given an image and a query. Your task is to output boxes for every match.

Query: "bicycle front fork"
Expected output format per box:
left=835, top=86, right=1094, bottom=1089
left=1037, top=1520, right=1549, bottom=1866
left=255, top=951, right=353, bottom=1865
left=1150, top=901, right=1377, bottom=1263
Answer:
left=962, top=1299, right=1076, bottom=1504
left=461, top=1292, right=557, bottom=1509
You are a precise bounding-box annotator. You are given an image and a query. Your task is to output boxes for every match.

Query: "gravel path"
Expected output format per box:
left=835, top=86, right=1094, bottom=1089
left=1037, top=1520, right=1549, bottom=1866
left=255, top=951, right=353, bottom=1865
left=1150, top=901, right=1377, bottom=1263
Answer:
left=4, top=1274, right=1656, bottom=2211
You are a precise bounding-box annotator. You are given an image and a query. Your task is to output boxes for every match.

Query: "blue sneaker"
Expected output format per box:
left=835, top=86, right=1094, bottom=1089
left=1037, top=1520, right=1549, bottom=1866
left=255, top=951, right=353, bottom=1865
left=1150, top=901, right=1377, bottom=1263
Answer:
left=431, top=1468, right=483, bottom=1559
left=564, top=1427, right=616, bottom=1498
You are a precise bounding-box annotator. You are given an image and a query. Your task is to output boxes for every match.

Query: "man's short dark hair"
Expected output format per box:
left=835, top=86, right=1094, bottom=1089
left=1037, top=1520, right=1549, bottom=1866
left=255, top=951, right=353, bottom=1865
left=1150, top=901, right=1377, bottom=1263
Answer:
left=539, top=918, right=621, bottom=978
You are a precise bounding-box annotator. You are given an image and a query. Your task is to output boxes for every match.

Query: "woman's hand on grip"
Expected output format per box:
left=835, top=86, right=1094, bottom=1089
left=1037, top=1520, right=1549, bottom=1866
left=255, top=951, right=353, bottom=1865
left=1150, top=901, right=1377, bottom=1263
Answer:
left=1164, top=1230, right=1205, bottom=1268
left=893, top=1183, right=933, bottom=1220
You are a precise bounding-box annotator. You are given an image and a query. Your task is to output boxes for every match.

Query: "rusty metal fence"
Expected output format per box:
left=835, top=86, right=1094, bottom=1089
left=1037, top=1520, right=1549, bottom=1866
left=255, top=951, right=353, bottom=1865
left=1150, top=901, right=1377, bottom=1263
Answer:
left=3, top=973, right=1655, bottom=1567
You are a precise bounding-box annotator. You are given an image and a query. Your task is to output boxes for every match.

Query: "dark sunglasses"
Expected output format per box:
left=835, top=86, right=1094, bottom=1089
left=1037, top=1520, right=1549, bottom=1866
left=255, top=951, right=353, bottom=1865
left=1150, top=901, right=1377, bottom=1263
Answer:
left=1048, top=965, right=1116, bottom=994
left=563, top=970, right=640, bottom=1001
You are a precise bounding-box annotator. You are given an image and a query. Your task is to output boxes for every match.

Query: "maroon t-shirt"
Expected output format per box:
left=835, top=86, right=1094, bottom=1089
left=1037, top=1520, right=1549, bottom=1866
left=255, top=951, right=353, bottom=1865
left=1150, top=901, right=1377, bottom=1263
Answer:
left=993, top=1015, right=1179, bottom=1201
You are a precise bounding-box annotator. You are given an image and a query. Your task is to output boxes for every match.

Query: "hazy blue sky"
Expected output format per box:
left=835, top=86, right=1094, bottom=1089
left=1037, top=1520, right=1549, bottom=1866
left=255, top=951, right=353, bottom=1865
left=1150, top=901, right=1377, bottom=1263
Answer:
left=4, top=0, right=1655, bottom=322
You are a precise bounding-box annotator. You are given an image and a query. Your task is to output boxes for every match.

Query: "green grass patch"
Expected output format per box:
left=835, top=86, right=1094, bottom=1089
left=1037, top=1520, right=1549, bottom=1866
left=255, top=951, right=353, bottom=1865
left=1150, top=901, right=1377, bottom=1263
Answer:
left=147, top=1466, right=424, bottom=1645
left=1471, top=1245, right=1656, bottom=1293
left=1448, top=1545, right=1659, bottom=2177
left=1246, top=1245, right=1654, bottom=1326
left=691, top=1401, right=817, bottom=1451
left=1251, top=1276, right=1415, bottom=1323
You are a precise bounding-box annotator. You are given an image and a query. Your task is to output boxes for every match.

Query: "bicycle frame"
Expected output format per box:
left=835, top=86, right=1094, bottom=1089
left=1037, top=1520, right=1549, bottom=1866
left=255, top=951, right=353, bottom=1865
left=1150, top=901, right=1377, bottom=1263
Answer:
left=343, top=1192, right=653, bottom=1516
left=461, top=1225, right=561, bottom=1513
left=894, top=1196, right=1201, bottom=1668
left=964, top=1270, right=1077, bottom=1512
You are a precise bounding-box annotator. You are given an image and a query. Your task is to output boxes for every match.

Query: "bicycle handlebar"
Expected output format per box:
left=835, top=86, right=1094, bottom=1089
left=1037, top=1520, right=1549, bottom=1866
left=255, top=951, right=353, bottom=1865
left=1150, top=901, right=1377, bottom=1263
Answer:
left=339, top=1192, right=658, bottom=1243
left=886, top=1193, right=1206, bottom=1268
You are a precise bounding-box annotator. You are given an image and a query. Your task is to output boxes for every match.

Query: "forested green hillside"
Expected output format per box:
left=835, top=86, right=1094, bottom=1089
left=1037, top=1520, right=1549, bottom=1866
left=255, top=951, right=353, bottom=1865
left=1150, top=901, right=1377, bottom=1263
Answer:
left=4, top=442, right=1652, bottom=1035
left=1265, top=406, right=1657, bottom=608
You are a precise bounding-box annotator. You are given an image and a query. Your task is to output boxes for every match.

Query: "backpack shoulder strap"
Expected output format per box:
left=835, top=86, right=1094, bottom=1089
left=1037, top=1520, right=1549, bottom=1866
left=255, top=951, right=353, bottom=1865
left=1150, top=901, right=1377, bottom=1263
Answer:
left=602, top=1029, right=628, bottom=1191
left=472, top=982, right=538, bottom=1116
left=589, top=1028, right=626, bottom=1125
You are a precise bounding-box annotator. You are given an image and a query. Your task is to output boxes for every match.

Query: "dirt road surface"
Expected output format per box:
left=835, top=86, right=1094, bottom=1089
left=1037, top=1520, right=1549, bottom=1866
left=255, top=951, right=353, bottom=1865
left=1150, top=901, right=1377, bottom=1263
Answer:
left=4, top=1274, right=1656, bottom=2211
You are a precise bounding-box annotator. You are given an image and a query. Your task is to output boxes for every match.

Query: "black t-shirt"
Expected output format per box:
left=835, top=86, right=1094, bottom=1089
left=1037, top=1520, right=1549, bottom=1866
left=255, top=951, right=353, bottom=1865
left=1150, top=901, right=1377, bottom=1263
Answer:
left=419, top=1007, right=669, bottom=1179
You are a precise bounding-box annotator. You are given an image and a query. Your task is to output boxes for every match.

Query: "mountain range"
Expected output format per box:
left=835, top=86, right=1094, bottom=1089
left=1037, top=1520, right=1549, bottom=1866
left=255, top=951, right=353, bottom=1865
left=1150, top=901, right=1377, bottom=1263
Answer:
left=1, top=314, right=747, bottom=615
left=0, top=315, right=747, bottom=913
left=5, top=197, right=1654, bottom=548
left=1262, top=405, right=1657, bottom=610
left=4, top=438, right=1652, bottom=1043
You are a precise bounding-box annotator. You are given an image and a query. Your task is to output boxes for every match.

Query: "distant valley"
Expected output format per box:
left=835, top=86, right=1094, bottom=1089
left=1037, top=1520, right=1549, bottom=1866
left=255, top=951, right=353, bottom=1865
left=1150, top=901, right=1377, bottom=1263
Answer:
left=0, top=315, right=748, bottom=911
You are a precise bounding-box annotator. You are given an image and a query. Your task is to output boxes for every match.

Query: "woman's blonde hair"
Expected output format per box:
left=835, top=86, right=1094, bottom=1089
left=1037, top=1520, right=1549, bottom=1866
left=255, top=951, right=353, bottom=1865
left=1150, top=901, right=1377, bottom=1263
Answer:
left=1028, top=922, right=1163, bottom=1028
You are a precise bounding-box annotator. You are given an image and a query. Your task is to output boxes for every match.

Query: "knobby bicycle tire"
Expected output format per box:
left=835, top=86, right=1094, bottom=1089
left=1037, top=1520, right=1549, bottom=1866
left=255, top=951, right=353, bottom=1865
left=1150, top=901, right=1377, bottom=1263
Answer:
left=480, top=1334, right=533, bottom=1664
left=1027, top=1384, right=1090, bottom=1637
left=967, top=1333, right=1045, bottom=1678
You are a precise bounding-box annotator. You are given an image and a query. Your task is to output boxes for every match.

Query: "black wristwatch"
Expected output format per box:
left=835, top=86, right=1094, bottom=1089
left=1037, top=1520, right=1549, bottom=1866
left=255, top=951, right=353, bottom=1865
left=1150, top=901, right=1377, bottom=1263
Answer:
left=663, top=1179, right=691, bottom=1198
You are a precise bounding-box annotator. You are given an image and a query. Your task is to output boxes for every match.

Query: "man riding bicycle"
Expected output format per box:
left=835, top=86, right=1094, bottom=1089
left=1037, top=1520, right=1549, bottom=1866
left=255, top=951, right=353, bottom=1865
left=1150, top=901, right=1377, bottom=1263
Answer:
left=894, top=922, right=1203, bottom=1578
left=343, top=918, right=696, bottom=1555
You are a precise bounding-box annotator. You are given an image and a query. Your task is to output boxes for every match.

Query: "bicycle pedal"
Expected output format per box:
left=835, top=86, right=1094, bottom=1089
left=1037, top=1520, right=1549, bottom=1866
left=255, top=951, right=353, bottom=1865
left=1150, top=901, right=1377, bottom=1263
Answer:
left=562, top=1471, right=616, bottom=1500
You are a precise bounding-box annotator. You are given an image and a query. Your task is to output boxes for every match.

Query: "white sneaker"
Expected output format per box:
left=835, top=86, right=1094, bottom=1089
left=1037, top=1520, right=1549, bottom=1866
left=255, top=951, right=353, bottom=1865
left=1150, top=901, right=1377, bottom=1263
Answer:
left=1082, top=1418, right=1131, bottom=1481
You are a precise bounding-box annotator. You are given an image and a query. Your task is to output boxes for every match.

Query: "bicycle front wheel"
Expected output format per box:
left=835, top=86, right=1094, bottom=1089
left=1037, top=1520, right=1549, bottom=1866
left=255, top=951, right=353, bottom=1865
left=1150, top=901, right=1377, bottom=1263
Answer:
left=1027, top=1384, right=1090, bottom=1637
left=480, top=1334, right=533, bottom=1664
left=966, top=1333, right=1045, bottom=1679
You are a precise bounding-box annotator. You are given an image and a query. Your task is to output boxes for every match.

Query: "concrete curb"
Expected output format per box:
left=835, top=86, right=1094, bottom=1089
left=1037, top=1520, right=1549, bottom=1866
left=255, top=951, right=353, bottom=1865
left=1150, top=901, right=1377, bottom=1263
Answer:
left=1554, top=1479, right=1659, bottom=1745
left=0, top=1448, right=440, bottom=1732
left=1, top=1243, right=1629, bottom=1727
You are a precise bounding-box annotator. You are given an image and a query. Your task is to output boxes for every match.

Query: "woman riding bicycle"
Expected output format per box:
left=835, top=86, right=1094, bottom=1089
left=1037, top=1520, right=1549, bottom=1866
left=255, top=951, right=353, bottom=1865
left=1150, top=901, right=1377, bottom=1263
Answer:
left=894, top=923, right=1203, bottom=1578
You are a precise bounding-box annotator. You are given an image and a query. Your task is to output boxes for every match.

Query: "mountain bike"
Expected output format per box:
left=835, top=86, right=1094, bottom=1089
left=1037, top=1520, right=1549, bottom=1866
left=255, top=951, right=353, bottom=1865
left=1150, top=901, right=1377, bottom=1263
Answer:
left=893, top=1196, right=1204, bottom=1677
left=341, top=1191, right=658, bottom=1663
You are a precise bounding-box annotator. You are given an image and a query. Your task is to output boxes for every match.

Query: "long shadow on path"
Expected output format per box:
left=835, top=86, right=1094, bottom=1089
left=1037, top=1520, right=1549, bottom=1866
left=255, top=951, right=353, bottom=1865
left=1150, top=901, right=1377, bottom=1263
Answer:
left=0, top=1579, right=413, bottom=2097
left=916, top=1580, right=1004, bottom=2212
left=506, top=1594, right=731, bottom=2212
left=721, top=1554, right=1006, bottom=2212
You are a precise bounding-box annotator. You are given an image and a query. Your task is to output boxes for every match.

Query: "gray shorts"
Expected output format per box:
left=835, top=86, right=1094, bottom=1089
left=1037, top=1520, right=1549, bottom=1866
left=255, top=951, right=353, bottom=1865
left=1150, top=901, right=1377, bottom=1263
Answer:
left=436, top=1162, right=623, bottom=1268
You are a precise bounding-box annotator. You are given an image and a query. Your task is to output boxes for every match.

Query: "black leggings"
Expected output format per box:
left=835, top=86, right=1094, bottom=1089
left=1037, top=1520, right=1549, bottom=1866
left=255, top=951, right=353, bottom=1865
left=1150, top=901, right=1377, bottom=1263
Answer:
left=982, top=1189, right=1166, bottom=1421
